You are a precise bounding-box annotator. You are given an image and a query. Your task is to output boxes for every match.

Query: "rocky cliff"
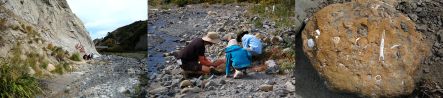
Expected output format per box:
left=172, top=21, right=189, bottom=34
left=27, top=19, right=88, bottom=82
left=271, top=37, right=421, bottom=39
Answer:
left=0, top=0, right=97, bottom=61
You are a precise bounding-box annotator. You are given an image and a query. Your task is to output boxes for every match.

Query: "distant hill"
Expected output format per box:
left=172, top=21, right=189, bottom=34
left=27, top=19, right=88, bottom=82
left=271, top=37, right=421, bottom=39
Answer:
left=95, top=20, right=147, bottom=52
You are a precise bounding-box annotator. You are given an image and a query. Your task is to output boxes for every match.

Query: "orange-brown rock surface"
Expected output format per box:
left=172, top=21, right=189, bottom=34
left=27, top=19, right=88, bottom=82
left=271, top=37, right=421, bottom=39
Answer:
left=301, top=0, right=430, bottom=97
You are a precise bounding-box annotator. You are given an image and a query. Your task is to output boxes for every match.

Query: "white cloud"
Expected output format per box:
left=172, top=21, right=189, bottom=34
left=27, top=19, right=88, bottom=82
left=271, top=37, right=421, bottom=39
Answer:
left=67, top=0, right=147, bottom=39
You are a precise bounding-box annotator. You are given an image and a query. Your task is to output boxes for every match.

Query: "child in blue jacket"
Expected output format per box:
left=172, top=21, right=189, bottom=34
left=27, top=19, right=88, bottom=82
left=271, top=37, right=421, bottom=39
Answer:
left=225, top=39, right=252, bottom=78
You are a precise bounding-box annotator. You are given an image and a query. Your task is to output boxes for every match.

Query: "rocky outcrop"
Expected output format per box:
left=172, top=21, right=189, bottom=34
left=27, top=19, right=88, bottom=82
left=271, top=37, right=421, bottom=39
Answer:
left=0, top=0, right=97, bottom=59
left=301, top=0, right=430, bottom=97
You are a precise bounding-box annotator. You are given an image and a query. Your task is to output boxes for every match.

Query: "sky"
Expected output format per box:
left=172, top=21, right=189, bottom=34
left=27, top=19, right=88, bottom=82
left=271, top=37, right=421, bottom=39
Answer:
left=66, top=0, right=147, bottom=40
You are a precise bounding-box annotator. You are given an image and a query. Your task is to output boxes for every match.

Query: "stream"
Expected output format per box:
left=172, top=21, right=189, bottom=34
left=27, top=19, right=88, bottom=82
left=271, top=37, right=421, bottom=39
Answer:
left=147, top=18, right=180, bottom=78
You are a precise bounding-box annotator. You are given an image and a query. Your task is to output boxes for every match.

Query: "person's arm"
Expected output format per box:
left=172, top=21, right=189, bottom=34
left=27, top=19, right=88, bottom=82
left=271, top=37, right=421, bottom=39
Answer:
left=243, top=36, right=255, bottom=51
left=198, top=56, right=212, bottom=66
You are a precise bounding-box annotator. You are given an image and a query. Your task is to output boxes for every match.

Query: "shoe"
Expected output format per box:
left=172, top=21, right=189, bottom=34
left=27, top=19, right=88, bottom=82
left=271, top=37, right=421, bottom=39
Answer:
left=242, top=69, right=248, bottom=76
left=176, top=59, right=182, bottom=65
left=233, top=70, right=243, bottom=79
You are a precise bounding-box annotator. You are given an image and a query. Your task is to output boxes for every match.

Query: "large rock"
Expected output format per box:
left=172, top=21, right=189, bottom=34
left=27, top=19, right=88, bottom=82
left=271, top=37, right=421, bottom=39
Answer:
left=180, top=80, right=193, bottom=88
left=301, top=0, right=430, bottom=97
left=46, top=63, right=56, bottom=71
left=149, top=86, right=168, bottom=94
left=259, top=84, right=273, bottom=92
left=265, top=60, right=280, bottom=74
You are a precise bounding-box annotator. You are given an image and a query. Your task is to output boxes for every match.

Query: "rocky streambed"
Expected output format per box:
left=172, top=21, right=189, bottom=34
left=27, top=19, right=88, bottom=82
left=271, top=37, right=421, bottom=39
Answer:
left=147, top=3, right=301, bottom=98
left=148, top=55, right=298, bottom=97
left=40, top=55, right=146, bottom=98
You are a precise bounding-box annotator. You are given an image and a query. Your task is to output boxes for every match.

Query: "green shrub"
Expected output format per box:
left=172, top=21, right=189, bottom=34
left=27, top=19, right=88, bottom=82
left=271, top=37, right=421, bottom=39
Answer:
left=10, top=44, right=22, bottom=64
left=279, top=59, right=295, bottom=71
left=51, top=62, right=71, bottom=74
left=52, top=47, right=65, bottom=61
left=247, top=1, right=295, bottom=28
left=0, top=63, right=42, bottom=97
left=0, top=44, right=42, bottom=97
left=11, top=25, right=20, bottom=31
left=40, top=61, right=48, bottom=69
left=52, top=62, right=64, bottom=74
left=148, top=0, right=162, bottom=7
left=252, top=17, right=263, bottom=28
left=70, top=52, right=82, bottom=61
left=0, top=43, right=43, bottom=98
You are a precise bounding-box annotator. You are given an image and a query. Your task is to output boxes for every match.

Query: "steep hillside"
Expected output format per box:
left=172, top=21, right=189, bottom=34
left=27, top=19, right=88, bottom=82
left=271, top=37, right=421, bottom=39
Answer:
left=95, top=20, right=147, bottom=52
left=0, top=0, right=97, bottom=60
left=0, top=0, right=98, bottom=97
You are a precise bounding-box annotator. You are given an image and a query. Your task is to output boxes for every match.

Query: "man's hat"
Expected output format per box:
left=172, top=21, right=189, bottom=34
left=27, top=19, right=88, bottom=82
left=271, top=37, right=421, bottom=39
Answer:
left=202, top=32, right=221, bottom=44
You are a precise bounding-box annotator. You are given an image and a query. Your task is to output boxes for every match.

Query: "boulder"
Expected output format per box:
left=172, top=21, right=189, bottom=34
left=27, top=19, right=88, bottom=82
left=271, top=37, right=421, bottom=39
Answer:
left=271, top=36, right=284, bottom=44
left=180, top=87, right=200, bottom=94
left=149, top=86, right=168, bottom=94
left=204, top=80, right=217, bottom=88
left=301, top=0, right=430, bottom=97
left=259, top=84, right=273, bottom=92
left=265, top=60, right=279, bottom=74
left=285, top=81, right=296, bottom=92
left=265, top=80, right=276, bottom=85
left=180, top=80, right=193, bottom=88
left=28, top=67, right=35, bottom=75
left=47, top=63, right=56, bottom=71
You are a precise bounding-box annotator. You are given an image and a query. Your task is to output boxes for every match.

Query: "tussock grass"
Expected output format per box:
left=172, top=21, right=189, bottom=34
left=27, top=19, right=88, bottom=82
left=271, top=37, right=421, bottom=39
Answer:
left=248, top=0, right=295, bottom=28
left=0, top=44, right=42, bottom=97
left=40, top=60, right=48, bottom=69
left=0, top=63, right=42, bottom=97
left=52, top=46, right=66, bottom=61
left=51, top=62, right=71, bottom=74
left=70, top=52, right=82, bottom=61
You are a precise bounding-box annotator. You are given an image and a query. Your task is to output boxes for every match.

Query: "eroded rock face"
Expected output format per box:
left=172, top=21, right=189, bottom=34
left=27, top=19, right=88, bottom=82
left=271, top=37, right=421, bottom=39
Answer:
left=302, top=0, right=430, bottom=97
left=0, top=0, right=98, bottom=57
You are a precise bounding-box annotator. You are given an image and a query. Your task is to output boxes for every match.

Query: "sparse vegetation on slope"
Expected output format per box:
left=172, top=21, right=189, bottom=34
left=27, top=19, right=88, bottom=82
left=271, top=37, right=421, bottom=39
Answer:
left=0, top=44, right=42, bottom=97
left=51, top=61, right=71, bottom=74
left=149, top=0, right=295, bottom=27
left=0, top=63, right=42, bottom=97
left=248, top=0, right=295, bottom=28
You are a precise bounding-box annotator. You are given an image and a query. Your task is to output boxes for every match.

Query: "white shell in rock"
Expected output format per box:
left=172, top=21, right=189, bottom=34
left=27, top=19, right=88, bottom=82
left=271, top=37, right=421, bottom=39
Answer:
left=308, top=39, right=315, bottom=48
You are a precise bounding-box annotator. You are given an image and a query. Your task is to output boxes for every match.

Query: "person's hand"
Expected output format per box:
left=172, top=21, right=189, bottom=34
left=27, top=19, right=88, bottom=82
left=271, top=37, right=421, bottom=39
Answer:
left=245, top=47, right=253, bottom=51
left=210, top=64, right=216, bottom=67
